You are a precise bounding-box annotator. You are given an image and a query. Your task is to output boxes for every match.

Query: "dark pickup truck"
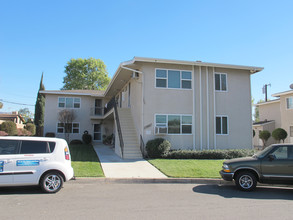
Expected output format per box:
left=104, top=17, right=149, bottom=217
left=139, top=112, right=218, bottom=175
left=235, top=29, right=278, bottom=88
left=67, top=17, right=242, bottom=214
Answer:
left=220, top=144, right=293, bottom=191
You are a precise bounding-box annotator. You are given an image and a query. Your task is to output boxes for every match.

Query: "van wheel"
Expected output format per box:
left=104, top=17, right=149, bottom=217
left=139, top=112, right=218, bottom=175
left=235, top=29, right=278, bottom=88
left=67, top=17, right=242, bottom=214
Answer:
left=235, top=171, right=257, bottom=191
left=40, top=172, right=64, bottom=193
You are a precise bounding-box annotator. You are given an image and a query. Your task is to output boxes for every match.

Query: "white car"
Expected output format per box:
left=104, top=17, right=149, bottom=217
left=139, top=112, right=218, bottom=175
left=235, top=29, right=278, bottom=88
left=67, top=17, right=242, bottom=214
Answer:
left=0, top=136, right=74, bottom=193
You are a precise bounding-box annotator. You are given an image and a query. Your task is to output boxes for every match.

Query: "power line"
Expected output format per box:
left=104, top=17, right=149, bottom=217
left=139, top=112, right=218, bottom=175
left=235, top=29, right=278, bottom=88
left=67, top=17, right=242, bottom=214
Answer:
left=0, top=99, right=34, bottom=107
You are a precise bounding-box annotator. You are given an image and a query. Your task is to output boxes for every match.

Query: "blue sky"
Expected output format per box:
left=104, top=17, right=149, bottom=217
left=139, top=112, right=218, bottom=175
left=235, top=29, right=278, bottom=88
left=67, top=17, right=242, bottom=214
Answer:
left=0, top=0, right=292, bottom=115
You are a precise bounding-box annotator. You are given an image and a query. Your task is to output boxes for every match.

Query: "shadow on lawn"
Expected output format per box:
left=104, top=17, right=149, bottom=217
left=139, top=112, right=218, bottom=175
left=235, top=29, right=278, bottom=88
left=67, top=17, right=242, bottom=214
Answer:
left=192, top=184, right=293, bottom=200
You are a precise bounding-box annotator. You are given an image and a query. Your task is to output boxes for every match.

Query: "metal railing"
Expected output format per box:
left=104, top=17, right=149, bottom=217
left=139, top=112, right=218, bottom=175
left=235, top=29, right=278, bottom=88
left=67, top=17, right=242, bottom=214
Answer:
left=140, top=134, right=146, bottom=158
left=113, top=99, right=124, bottom=158
left=104, top=96, right=116, bottom=115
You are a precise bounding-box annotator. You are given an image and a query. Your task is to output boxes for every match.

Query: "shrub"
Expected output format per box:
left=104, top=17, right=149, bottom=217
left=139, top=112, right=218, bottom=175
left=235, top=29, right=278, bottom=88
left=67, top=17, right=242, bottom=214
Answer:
left=146, top=138, right=171, bottom=158
left=45, top=132, right=55, bottom=137
left=25, top=123, right=36, bottom=135
left=272, top=128, right=287, bottom=143
left=70, top=139, right=83, bottom=145
left=103, top=134, right=114, bottom=145
left=0, top=121, right=17, bottom=135
left=17, top=128, right=32, bottom=136
left=259, top=130, right=271, bottom=148
left=82, top=133, right=92, bottom=144
left=0, top=131, right=8, bottom=136
left=164, top=149, right=254, bottom=159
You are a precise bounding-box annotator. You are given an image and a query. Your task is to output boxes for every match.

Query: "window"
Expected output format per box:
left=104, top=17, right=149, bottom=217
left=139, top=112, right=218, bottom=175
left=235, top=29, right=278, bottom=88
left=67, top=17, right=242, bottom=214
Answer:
left=0, top=140, right=18, bottom=155
left=20, top=141, right=48, bottom=154
left=287, top=97, right=293, bottom=109
left=155, top=114, right=192, bottom=134
left=58, top=97, right=80, bottom=108
left=270, top=146, right=293, bottom=159
left=156, top=69, right=192, bottom=89
left=57, top=123, right=79, bottom=134
left=215, top=73, right=227, bottom=91
left=216, top=116, right=228, bottom=135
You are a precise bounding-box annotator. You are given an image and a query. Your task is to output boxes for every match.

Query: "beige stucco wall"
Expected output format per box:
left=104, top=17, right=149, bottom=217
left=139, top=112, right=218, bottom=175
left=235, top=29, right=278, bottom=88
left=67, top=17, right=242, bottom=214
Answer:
left=280, top=94, right=293, bottom=143
left=259, top=101, right=281, bottom=128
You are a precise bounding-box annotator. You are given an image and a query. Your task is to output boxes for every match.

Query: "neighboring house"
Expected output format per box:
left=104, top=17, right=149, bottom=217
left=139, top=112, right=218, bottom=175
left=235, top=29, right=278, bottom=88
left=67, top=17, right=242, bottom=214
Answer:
left=41, top=57, right=263, bottom=159
left=253, top=89, right=293, bottom=147
left=0, top=111, right=25, bottom=129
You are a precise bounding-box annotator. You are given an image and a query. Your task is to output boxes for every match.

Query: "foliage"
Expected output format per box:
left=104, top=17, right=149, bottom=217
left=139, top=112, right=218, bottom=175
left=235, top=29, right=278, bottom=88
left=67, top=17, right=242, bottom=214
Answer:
left=103, top=134, right=113, bottom=145
left=0, top=102, right=3, bottom=109
left=164, top=149, right=254, bottom=159
left=70, top=139, right=83, bottom=145
left=25, top=123, right=36, bottom=135
left=146, top=138, right=171, bottom=158
left=17, top=128, right=32, bottom=136
left=272, top=128, right=287, bottom=143
left=0, top=121, right=17, bottom=135
left=82, top=132, right=92, bottom=144
left=34, top=73, right=45, bottom=136
left=0, top=131, right=8, bottom=136
left=45, top=132, right=55, bottom=137
left=19, top=108, right=34, bottom=122
left=253, top=99, right=264, bottom=122
left=253, top=129, right=255, bottom=137
left=62, top=58, right=111, bottom=90
left=69, top=144, right=104, bottom=177
left=259, top=130, right=271, bottom=148
left=148, top=159, right=224, bottom=178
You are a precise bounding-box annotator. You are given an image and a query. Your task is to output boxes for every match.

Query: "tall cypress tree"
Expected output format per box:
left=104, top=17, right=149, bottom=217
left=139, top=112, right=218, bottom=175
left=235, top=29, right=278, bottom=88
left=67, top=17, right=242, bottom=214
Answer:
left=34, top=73, right=45, bottom=136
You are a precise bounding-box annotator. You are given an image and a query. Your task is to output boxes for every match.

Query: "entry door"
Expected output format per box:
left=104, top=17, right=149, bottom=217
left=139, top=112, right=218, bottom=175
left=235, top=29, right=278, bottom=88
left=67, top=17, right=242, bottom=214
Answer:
left=93, top=124, right=102, bottom=141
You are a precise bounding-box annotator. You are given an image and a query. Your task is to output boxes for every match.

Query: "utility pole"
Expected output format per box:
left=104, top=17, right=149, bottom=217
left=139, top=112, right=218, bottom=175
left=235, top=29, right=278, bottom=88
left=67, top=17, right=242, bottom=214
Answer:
left=262, top=83, right=271, bottom=102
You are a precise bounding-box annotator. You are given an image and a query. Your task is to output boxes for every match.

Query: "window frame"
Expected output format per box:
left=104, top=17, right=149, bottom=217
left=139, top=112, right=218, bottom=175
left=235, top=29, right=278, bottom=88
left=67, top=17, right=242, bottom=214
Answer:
left=154, top=114, right=193, bottom=135
left=57, top=122, right=80, bottom=134
left=286, top=97, right=293, bottom=110
left=155, top=68, right=192, bottom=90
left=58, top=97, right=81, bottom=109
left=214, top=72, right=228, bottom=92
left=216, top=115, right=229, bottom=135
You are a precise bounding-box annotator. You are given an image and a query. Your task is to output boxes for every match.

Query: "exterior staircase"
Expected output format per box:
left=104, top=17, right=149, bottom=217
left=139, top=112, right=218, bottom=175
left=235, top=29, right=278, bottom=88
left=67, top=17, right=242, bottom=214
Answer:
left=117, top=108, right=142, bottom=159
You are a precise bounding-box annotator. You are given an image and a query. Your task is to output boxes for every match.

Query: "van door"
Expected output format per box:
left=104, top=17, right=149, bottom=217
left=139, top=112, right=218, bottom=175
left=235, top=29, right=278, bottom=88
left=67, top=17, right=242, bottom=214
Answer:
left=14, top=140, right=52, bottom=185
left=0, top=140, right=19, bottom=185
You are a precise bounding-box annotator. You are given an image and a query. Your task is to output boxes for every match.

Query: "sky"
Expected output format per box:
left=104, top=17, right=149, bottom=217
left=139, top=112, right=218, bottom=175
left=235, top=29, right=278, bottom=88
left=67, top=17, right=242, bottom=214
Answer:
left=0, top=0, right=292, bottom=115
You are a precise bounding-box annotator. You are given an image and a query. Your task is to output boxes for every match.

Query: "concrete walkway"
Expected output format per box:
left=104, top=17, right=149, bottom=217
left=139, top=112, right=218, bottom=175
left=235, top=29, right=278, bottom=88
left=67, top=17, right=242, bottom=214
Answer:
left=94, top=144, right=167, bottom=178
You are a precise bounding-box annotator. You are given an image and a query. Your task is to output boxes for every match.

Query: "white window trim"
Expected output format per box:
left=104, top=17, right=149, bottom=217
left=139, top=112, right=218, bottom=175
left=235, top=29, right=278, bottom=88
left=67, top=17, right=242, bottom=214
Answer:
left=56, top=122, right=80, bottom=134
left=286, top=97, right=293, bottom=110
left=214, top=72, right=228, bottom=92
left=58, top=97, right=81, bottom=109
left=154, top=114, right=193, bottom=135
left=155, top=68, right=192, bottom=90
left=216, top=115, right=229, bottom=135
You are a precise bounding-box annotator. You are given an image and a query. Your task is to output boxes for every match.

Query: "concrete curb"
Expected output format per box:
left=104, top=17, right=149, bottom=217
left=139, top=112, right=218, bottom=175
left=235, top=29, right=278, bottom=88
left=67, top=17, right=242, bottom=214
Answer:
left=72, top=177, right=234, bottom=185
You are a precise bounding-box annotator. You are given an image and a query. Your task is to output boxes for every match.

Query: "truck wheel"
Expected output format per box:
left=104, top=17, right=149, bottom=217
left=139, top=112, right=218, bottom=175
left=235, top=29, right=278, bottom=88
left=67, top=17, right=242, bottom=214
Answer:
left=40, top=172, right=64, bottom=193
left=235, top=171, right=257, bottom=191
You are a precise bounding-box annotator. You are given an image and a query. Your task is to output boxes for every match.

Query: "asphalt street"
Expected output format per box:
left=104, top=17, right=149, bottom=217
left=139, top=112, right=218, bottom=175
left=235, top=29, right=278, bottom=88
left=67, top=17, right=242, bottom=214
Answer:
left=0, top=179, right=293, bottom=220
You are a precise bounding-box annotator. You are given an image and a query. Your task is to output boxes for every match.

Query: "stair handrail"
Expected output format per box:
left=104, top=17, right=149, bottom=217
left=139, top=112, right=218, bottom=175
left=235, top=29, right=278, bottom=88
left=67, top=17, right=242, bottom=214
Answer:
left=140, top=134, right=146, bottom=158
left=113, top=99, right=124, bottom=158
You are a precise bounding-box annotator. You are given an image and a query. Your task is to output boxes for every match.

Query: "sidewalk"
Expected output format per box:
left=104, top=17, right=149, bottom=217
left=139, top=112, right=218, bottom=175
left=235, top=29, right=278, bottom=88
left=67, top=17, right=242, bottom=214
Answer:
left=93, top=144, right=167, bottom=178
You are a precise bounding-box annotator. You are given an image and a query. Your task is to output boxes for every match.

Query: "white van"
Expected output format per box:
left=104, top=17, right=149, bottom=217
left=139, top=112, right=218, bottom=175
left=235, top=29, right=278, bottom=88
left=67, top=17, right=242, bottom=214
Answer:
left=0, top=136, right=74, bottom=193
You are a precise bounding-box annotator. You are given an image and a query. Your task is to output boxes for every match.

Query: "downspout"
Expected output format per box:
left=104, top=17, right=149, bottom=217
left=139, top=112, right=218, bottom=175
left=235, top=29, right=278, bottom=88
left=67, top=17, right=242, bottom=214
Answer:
left=206, top=67, right=209, bottom=150
left=192, top=65, right=196, bottom=150
left=213, top=67, right=217, bottom=149
left=199, top=66, right=202, bottom=150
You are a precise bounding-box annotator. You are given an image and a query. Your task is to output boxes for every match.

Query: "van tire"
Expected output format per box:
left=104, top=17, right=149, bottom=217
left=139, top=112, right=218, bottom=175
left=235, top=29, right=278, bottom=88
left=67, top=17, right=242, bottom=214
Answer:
left=40, top=172, right=64, bottom=193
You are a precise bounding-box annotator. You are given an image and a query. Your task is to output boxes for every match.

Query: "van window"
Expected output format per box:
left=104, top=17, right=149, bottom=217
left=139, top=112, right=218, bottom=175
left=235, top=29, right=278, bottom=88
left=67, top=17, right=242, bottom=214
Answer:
left=48, top=142, right=56, bottom=153
left=0, top=140, right=19, bottom=155
left=20, top=141, right=48, bottom=154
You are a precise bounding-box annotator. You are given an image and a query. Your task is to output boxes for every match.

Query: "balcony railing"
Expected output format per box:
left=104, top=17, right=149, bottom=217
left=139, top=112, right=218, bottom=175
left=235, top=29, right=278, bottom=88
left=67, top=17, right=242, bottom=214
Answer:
left=104, top=96, right=116, bottom=115
left=90, top=107, right=104, bottom=117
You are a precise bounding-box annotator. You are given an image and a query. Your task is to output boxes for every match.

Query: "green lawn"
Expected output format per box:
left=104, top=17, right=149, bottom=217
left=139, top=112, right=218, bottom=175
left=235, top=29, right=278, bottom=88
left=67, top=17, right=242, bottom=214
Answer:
left=69, top=144, right=104, bottom=177
left=148, top=159, right=224, bottom=178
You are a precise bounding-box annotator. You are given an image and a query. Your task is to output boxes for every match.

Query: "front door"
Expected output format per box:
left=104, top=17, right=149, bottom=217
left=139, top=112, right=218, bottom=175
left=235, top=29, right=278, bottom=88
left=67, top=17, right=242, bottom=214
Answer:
left=93, top=124, right=102, bottom=141
left=0, top=139, right=18, bottom=185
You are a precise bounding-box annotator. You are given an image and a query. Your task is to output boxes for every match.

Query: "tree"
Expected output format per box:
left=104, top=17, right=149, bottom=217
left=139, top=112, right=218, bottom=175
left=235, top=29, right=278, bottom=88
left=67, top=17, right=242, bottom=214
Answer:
left=58, top=109, right=76, bottom=143
left=259, top=130, right=271, bottom=149
left=34, top=73, right=45, bottom=136
left=62, top=58, right=111, bottom=90
left=0, top=121, right=17, bottom=136
left=0, top=102, right=3, bottom=109
left=19, top=108, right=34, bottom=122
left=253, top=99, right=264, bottom=122
left=272, top=128, right=287, bottom=143
left=25, top=123, right=36, bottom=136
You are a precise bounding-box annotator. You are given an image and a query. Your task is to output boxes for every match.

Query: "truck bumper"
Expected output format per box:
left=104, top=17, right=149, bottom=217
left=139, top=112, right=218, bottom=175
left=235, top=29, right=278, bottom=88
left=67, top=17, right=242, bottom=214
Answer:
left=219, top=170, right=234, bottom=181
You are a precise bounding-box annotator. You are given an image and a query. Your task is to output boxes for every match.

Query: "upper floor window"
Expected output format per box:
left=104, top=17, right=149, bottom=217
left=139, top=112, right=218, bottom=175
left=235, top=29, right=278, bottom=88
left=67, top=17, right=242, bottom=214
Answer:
left=156, top=69, right=192, bottom=89
left=215, top=73, right=227, bottom=91
left=216, top=116, right=228, bottom=135
left=286, top=97, right=293, bottom=109
left=58, top=97, right=80, bottom=108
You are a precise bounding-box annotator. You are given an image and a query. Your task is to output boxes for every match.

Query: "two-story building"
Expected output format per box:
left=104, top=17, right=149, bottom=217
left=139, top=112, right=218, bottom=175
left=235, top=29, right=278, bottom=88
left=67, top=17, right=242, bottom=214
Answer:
left=41, top=57, right=263, bottom=159
left=253, top=89, right=293, bottom=147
